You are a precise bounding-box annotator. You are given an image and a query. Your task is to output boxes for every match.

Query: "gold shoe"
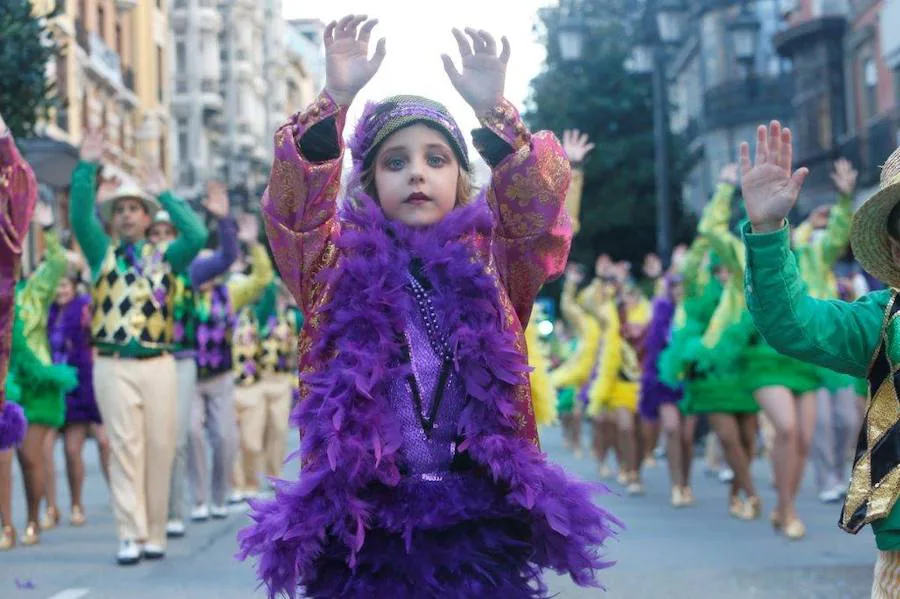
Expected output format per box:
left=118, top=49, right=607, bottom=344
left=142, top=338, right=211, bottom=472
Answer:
left=745, top=496, right=762, bottom=520
left=616, top=471, right=629, bottom=486
left=784, top=518, right=806, bottom=540
left=21, top=522, right=40, bottom=546
left=644, top=457, right=658, bottom=469
left=0, top=525, right=15, bottom=550
left=671, top=486, right=684, bottom=508
left=40, top=505, right=60, bottom=531
left=70, top=505, right=86, bottom=527
left=729, top=496, right=752, bottom=520
left=598, top=464, right=612, bottom=480
left=627, top=479, right=645, bottom=496
left=680, top=486, right=695, bottom=507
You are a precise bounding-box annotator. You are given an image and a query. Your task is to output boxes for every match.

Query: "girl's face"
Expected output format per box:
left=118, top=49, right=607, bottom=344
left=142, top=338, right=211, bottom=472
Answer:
left=56, top=278, right=76, bottom=305
left=373, top=124, right=460, bottom=227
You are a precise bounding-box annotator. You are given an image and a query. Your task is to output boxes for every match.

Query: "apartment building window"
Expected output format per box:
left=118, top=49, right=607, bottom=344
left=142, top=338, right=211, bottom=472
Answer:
left=116, top=20, right=122, bottom=56
left=863, top=57, right=878, bottom=120
left=176, top=41, right=186, bottom=73
left=79, top=0, right=86, bottom=18
left=178, top=131, right=189, bottom=166
left=157, top=46, right=165, bottom=103
left=97, top=3, right=105, bottom=39
left=120, top=117, right=127, bottom=154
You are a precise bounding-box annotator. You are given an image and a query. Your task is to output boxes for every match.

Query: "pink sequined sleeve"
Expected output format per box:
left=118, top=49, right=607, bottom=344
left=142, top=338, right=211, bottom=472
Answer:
left=477, top=100, right=573, bottom=326
left=262, top=91, right=346, bottom=313
left=0, top=133, right=37, bottom=269
left=0, top=131, right=37, bottom=406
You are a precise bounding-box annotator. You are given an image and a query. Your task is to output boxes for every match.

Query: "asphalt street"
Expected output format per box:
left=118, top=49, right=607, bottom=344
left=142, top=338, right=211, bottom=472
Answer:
left=0, top=424, right=877, bottom=599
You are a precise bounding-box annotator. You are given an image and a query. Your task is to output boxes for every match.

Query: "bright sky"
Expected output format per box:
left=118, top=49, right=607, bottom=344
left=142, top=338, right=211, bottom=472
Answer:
left=284, top=0, right=557, bottom=175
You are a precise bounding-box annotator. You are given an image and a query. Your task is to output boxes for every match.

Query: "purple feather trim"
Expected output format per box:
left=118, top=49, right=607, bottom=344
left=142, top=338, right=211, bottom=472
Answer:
left=240, top=195, right=620, bottom=597
left=0, top=401, right=27, bottom=450
left=639, top=296, right=682, bottom=421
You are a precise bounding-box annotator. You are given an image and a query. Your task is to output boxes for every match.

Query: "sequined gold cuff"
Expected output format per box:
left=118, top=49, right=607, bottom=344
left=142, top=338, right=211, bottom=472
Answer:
left=477, top=99, right=531, bottom=152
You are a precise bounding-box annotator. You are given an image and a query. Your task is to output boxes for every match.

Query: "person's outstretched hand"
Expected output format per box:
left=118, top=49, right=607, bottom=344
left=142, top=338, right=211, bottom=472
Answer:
left=740, top=120, right=808, bottom=233
left=442, top=27, right=509, bottom=114
left=323, top=15, right=386, bottom=106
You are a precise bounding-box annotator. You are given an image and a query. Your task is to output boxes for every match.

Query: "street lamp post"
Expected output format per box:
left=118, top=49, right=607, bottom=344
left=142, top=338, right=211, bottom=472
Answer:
left=630, top=0, right=684, bottom=267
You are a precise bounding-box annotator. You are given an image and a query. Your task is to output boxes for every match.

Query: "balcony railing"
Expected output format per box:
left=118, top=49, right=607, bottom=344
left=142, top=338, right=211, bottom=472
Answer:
left=703, top=74, right=793, bottom=131
left=88, top=31, right=123, bottom=88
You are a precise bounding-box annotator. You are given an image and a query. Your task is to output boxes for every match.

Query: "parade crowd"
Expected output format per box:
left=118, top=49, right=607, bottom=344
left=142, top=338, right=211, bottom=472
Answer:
left=1, top=12, right=899, bottom=599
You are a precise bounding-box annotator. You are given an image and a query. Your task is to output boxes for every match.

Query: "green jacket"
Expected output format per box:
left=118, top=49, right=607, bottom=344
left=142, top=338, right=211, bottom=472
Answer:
left=743, top=222, right=899, bottom=550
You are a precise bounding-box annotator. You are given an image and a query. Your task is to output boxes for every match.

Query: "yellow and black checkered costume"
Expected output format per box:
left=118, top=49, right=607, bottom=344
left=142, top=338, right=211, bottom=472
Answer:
left=841, top=292, right=900, bottom=533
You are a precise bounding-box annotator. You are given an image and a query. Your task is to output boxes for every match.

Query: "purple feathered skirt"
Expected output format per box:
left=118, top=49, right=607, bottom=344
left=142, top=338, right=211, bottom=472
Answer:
left=303, top=472, right=548, bottom=598
left=638, top=375, right=682, bottom=422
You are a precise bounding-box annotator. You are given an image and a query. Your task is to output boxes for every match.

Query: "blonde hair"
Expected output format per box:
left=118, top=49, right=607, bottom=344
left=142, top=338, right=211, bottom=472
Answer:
left=359, top=163, right=473, bottom=208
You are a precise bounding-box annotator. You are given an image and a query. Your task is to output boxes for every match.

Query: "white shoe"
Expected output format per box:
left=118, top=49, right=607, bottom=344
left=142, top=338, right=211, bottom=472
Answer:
left=117, top=540, right=142, bottom=565
left=166, top=520, right=186, bottom=538
left=210, top=505, right=228, bottom=519
left=142, top=543, right=165, bottom=560
left=190, top=504, right=210, bottom=522
left=819, top=488, right=843, bottom=503
left=718, top=468, right=735, bottom=483
left=227, top=491, right=245, bottom=505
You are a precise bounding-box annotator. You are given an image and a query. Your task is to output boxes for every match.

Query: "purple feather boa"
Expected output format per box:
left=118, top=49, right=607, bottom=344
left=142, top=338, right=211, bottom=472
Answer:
left=638, top=295, right=682, bottom=421
left=239, top=195, right=621, bottom=598
left=0, top=401, right=26, bottom=449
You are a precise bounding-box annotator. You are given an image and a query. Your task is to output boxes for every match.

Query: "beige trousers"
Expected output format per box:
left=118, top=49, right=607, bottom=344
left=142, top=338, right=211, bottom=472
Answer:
left=93, top=354, right=177, bottom=547
left=232, top=373, right=293, bottom=493
left=872, top=550, right=900, bottom=598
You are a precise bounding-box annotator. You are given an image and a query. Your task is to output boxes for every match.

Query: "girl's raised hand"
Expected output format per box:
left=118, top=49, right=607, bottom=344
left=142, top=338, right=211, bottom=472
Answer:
left=740, top=120, right=808, bottom=233
left=323, top=15, right=386, bottom=106
left=442, top=28, right=509, bottom=114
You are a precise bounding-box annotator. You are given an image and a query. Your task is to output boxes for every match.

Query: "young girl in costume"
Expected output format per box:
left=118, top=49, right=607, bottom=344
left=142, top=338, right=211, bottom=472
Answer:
left=640, top=272, right=696, bottom=507
left=740, top=120, right=899, bottom=597
left=239, top=15, right=619, bottom=598
left=659, top=167, right=762, bottom=521
left=43, top=264, right=111, bottom=529
left=5, top=204, right=78, bottom=548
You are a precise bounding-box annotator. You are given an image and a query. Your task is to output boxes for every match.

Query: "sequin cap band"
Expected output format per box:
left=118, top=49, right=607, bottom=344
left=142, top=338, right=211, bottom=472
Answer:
left=349, top=95, right=470, bottom=172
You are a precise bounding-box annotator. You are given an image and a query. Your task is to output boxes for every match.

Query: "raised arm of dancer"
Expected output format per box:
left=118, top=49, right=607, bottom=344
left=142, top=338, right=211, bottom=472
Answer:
left=741, top=121, right=885, bottom=377
left=446, top=28, right=571, bottom=326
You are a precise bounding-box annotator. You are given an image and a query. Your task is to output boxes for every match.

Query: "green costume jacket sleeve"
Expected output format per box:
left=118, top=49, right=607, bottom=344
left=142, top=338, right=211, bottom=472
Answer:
left=228, top=243, right=275, bottom=312
left=69, top=161, right=110, bottom=280
left=159, top=191, right=207, bottom=274
left=742, top=222, right=888, bottom=378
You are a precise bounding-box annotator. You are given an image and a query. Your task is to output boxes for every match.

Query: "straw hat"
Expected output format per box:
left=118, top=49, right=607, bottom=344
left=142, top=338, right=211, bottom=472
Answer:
left=99, top=186, right=160, bottom=223
left=850, top=146, right=900, bottom=288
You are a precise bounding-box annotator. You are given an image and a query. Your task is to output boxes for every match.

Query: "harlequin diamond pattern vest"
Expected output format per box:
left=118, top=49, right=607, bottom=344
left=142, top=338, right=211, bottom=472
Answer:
left=172, top=273, right=197, bottom=351
left=195, top=284, right=234, bottom=378
left=91, top=243, right=175, bottom=349
left=232, top=307, right=298, bottom=386
left=841, top=291, right=900, bottom=533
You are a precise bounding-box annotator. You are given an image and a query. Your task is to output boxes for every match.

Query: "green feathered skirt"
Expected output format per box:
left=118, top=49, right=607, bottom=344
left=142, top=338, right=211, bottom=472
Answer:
left=742, top=335, right=823, bottom=395
left=557, top=387, right=576, bottom=414
left=6, top=303, right=77, bottom=429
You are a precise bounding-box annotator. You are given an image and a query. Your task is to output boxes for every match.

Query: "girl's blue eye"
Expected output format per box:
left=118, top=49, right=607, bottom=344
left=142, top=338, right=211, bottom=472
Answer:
left=387, top=157, right=406, bottom=171
left=427, top=154, right=447, bottom=167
